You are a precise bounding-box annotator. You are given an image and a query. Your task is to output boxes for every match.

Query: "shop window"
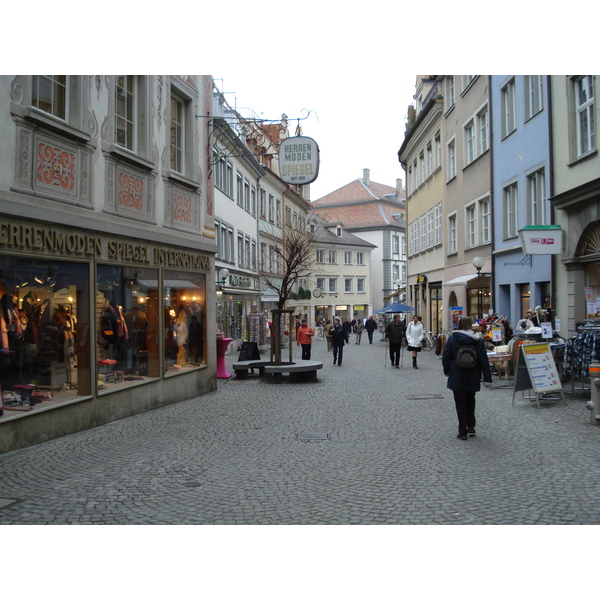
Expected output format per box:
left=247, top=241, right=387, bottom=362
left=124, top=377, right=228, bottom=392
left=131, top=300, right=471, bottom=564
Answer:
left=163, top=270, right=206, bottom=375
left=96, top=265, right=159, bottom=390
left=1, top=256, right=90, bottom=420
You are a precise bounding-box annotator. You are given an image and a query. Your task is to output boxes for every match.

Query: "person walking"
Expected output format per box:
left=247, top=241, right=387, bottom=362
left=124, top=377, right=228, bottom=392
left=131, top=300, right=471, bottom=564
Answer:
left=442, top=316, right=493, bottom=440
left=353, top=318, right=364, bottom=344
left=329, top=317, right=346, bottom=366
left=406, top=315, right=425, bottom=369
left=385, top=315, right=406, bottom=368
left=324, top=319, right=333, bottom=351
left=296, top=319, right=314, bottom=360
left=342, top=319, right=352, bottom=344
left=365, top=316, right=377, bottom=344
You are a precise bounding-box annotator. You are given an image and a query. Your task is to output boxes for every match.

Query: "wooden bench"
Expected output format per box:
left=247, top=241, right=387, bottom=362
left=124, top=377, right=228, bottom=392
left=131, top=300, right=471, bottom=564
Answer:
left=232, top=360, right=270, bottom=379
left=264, top=360, right=323, bottom=383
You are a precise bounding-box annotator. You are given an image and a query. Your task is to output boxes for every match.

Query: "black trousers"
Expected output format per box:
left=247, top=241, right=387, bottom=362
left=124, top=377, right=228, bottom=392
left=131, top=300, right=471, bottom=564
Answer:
left=333, top=345, right=344, bottom=365
left=453, top=390, right=476, bottom=435
left=389, top=342, right=401, bottom=366
left=301, top=344, right=312, bottom=360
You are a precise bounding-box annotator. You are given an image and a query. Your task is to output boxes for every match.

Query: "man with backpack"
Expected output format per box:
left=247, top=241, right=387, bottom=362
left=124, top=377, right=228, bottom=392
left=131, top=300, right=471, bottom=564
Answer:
left=442, top=317, right=493, bottom=440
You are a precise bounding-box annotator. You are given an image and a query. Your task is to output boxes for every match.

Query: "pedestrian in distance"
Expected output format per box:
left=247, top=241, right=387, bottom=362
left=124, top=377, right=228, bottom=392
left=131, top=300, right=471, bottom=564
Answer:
left=406, top=315, right=425, bottom=369
left=296, top=318, right=314, bottom=360
left=353, top=318, right=364, bottom=344
left=324, top=319, right=333, bottom=351
left=342, top=319, right=352, bottom=344
left=385, top=314, right=406, bottom=368
left=365, top=316, right=377, bottom=344
left=442, top=316, right=493, bottom=441
left=329, top=317, right=346, bottom=366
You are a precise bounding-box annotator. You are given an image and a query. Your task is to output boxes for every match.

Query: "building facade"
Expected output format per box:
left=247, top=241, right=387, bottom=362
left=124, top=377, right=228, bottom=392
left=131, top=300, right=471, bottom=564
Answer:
left=550, top=75, right=600, bottom=337
left=308, top=212, right=375, bottom=326
left=398, top=76, right=445, bottom=334
left=310, top=169, right=405, bottom=314
left=0, top=75, right=217, bottom=453
left=491, top=75, right=553, bottom=325
left=438, top=76, right=492, bottom=330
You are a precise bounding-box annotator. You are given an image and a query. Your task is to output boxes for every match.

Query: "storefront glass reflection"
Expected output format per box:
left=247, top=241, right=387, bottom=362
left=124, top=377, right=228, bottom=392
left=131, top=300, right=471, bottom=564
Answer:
left=163, top=270, right=206, bottom=375
left=1, top=256, right=90, bottom=419
left=96, top=265, right=159, bottom=389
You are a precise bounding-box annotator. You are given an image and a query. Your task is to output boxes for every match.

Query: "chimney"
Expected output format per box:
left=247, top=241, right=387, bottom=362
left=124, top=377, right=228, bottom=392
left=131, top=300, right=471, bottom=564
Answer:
left=363, top=168, right=370, bottom=186
left=396, top=178, right=403, bottom=196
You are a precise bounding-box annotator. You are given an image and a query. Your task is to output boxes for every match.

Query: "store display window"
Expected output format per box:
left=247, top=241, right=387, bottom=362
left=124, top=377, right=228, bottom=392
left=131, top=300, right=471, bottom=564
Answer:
left=96, top=265, right=159, bottom=390
left=163, top=270, right=206, bottom=375
left=1, top=256, right=90, bottom=419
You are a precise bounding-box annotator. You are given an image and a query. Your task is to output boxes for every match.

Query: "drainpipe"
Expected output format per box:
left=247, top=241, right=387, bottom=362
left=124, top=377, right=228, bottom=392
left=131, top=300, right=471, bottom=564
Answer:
left=546, top=75, right=557, bottom=322
left=488, top=75, right=495, bottom=317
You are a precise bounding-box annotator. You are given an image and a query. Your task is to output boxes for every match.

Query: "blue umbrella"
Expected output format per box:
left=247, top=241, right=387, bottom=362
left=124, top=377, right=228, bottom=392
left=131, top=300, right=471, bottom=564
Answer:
left=374, top=302, right=415, bottom=314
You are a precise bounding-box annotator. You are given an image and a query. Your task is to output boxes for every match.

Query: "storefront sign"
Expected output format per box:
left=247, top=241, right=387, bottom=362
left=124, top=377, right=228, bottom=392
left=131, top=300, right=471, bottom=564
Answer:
left=229, top=275, right=251, bottom=288
left=416, top=274, right=427, bottom=284
left=278, top=136, right=320, bottom=185
left=0, top=219, right=209, bottom=271
left=518, top=225, right=563, bottom=254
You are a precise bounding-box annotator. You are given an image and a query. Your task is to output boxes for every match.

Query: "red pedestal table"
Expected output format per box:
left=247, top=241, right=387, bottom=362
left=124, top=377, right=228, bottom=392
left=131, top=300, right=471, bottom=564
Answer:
left=216, top=337, right=233, bottom=379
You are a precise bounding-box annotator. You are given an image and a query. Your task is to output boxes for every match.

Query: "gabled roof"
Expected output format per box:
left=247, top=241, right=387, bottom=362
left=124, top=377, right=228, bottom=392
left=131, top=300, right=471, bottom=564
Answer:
left=314, top=203, right=404, bottom=229
left=312, top=178, right=402, bottom=207
left=310, top=213, right=376, bottom=248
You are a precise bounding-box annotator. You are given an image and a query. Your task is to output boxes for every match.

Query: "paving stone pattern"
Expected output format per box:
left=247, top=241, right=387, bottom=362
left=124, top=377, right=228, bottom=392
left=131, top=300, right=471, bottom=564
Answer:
left=1, top=336, right=598, bottom=525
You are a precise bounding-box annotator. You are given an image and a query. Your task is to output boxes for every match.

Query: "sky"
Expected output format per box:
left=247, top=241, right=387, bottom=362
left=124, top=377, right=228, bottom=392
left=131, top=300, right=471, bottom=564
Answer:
left=212, top=71, right=415, bottom=200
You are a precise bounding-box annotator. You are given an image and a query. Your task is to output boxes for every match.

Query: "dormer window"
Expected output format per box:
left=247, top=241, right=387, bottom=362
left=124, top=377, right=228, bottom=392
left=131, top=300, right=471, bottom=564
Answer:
left=336, top=227, right=342, bottom=237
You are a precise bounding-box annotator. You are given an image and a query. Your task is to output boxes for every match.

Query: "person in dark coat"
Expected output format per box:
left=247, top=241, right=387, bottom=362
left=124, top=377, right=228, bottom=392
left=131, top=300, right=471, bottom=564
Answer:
left=365, top=316, right=377, bottom=344
left=329, top=317, right=346, bottom=366
left=385, top=315, right=406, bottom=368
left=442, top=317, right=493, bottom=440
left=342, top=319, right=352, bottom=343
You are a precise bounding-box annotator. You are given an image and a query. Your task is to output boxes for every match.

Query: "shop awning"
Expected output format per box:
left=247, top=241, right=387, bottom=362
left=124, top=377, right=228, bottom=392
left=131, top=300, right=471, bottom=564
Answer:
left=443, top=274, right=480, bottom=286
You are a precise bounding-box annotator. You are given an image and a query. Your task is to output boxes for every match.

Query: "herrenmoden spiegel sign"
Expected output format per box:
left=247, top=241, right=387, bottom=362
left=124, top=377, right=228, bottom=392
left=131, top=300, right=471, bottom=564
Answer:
left=278, top=136, right=320, bottom=185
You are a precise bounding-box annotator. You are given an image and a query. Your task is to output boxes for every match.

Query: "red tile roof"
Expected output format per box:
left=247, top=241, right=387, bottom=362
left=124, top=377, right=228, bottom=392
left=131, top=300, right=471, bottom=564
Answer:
left=311, top=178, right=405, bottom=229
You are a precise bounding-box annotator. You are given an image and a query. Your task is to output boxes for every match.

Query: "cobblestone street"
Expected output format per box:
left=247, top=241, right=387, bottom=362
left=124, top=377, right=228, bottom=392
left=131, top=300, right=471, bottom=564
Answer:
left=1, top=334, right=598, bottom=526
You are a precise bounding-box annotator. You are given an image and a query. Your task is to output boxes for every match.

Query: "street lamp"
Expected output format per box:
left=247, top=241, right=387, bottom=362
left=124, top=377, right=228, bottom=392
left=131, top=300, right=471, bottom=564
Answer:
left=472, top=257, right=485, bottom=320
left=216, top=267, right=229, bottom=299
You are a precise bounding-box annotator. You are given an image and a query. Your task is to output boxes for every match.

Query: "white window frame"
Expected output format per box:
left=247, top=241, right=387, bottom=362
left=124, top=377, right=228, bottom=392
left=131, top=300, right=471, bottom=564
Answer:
left=408, top=221, right=414, bottom=256
left=392, top=235, right=399, bottom=255
left=466, top=203, right=477, bottom=248
left=115, top=75, right=136, bottom=151
left=357, top=278, right=366, bottom=293
left=316, top=249, right=325, bottom=263
left=356, top=252, right=365, bottom=265
left=420, top=215, right=426, bottom=251
left=316, top=277, right=325, bottom=291
left=426, top=142, right=433, bottom=177
left=434, top=131, right=441, bottom=170
left=447, top=138, right=456, bottom=180
left=427, top=209, right=433, bottom=248
left=170, top=94, right=184, bottom=173
left=501, top=77, right=517, bottom=139
left=32, top=75, right=67, bottom=120
left=435, top=202, right=442, bottom=246
left=480, top=197, right=491, bottom=244
left=448, top=212, right=457, bottom=254
left=503, top=181, right=519, bottom=240
left=328, top=278, right=338, bottom=294
left=478, top=105, right=489, bottom=154
left=344, top=251, right=352, bottom=265
left=445, top=76, right=455, bottom=110
left=344, top=278, right=353, bottom=293
left=527, top=168, right=546, bottom=225
left=465, top=119, right=475, bottom=165
left=524, top=75, right=544, bottom=120
left=574, top=75, right=596, bottom=157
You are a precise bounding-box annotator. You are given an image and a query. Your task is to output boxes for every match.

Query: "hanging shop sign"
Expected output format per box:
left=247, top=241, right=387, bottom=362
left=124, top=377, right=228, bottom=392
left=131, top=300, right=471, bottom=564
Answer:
left=278, top=136, right=320, bottom=185
left=518, top=225, right=563, bottom=255
left=416, top=274, right=427, bottom=284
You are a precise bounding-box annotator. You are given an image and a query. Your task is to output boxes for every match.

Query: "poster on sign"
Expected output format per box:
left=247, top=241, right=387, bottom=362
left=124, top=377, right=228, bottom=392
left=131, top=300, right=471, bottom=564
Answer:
left=540, top=322, right=553, bottom=339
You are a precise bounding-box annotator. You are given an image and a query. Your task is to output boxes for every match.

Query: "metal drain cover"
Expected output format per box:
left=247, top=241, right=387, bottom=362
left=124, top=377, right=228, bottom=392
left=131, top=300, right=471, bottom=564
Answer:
left=296, top=432, right=330, bottom=441
left=406, top=394, right=445, bottom=400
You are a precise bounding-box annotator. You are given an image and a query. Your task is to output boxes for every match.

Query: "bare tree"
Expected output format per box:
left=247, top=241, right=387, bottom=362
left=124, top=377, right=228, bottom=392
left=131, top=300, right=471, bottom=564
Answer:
left=261, top=222, right=315, bottom=364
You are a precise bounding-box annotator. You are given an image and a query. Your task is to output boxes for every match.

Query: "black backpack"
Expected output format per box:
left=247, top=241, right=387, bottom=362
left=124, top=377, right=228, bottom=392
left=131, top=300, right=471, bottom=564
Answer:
left=456, top=345, right=478, bottom=369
